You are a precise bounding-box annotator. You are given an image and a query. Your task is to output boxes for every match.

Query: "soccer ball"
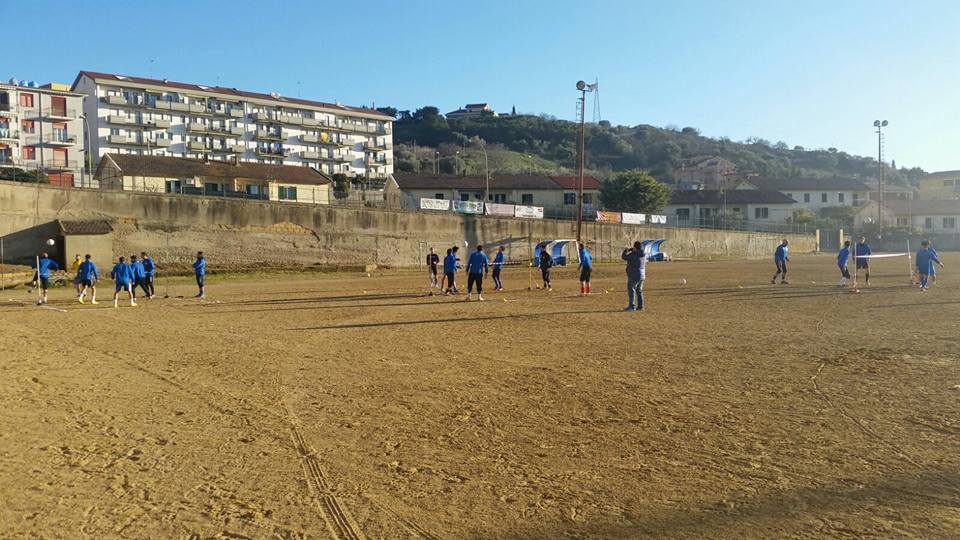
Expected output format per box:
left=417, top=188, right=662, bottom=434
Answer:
left=680, top=278, right=687, bottom=285
left=46, top=239, right=55, bottom=246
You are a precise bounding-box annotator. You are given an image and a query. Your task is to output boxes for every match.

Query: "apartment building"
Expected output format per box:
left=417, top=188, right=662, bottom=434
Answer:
left=71, top=71, right=394, bottom=181
left=0, top=79, right=85, bottom=186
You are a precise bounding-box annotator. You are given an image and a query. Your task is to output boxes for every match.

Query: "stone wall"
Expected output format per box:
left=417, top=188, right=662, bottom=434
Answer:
left=0, top=181, right=817, bottom=271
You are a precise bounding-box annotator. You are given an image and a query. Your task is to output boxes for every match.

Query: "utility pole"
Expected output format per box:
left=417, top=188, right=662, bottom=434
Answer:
left=575, top=80, right=597, bottom=242
left=873, top=120, right=888, bottom=238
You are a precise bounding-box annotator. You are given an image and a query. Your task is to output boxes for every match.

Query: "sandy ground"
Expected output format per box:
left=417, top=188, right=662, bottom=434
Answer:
left=1, top=253, right=959, bottom=539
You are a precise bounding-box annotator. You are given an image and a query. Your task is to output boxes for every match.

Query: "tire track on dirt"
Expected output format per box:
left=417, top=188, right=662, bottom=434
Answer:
left=287, top=423, right=366, bottom=540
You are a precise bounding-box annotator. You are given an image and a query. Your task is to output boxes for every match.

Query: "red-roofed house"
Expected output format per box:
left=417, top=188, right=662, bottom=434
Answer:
left=71, top=71, right=393, bottom=181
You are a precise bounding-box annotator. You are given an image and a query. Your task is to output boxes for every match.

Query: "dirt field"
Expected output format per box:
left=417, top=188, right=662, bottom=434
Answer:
left=2, top=253, right=959, bottom=539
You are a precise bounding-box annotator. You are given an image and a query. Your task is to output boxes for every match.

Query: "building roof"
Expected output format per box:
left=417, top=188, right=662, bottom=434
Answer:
left=670, top=190, right=796, bottom=205
left=73, top=71, right=392, bottom=121
left=100, top=154, right=331, bottom=185
left=922, top=170, right=960, bottom=179
left=464, top=103, right=489, bottom=109
left=392, top=173, right=601, bottom=191
left=872, top=199, right=960, bottom=215
left=746, top=177, right=870, bottom=191
left=57, top=219, right=113, bottom=235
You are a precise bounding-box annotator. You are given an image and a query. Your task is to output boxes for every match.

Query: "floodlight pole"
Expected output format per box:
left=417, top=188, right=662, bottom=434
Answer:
left=874, top=119, right=888, bottom=239
left=576, top=88, right=586, bottom=243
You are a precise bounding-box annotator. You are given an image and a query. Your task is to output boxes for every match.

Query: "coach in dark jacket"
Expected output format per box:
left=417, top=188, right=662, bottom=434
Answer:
left=621, top=241, right=647, bottom=311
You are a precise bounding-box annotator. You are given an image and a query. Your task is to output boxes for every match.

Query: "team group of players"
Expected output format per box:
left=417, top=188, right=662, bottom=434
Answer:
left=771, top=235, right=944, bottom=291
left=423, top=241, right=650, bottom=310
left=32, top=251, right=209, bottom=307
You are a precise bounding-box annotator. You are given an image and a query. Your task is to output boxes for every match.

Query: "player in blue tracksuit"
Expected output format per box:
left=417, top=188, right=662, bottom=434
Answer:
left=110, top=256, right=137, bottom=308
left=837, top=240, right=851, bottom=287
left=855, top=235, right=872, bottom=285
left=929, top=243, right=939, bottom=284
left=77, top=254, right=100, bottom=304
left=464, top=245, right=490, bottom=301
left=491, top=246, right=506, bottom=291
left=130, top=255, right=146, bottom=300
left=443, top=247, right=460, bottom=295
left=34, top=252, right=61, bottom=304
left=916, top=240, right=944, bottom=291
left=578, top=244, right=594, bottom=295
left=193, top=251, right=206, bottom=298
left=141, top=252, right=156, bottom=298
left=771, top=239, right=789, bottom=284
left=622, top=241, right=648, bottom=311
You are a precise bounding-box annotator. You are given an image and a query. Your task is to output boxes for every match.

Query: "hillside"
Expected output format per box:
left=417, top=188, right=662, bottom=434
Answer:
left=385, top=106, right=926, bottom=186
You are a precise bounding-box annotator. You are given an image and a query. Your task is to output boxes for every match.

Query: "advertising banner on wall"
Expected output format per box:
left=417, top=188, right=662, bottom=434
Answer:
left=452, top=200, right=484, bottom=214
left=484, top=203, right=515, bottom=217
left=596, top=210, right=622, bottom=223
left=648, top=214, right=667, bottom=224
left=419, top=198, right=450, bottom=211
left=621, top=212, right=646, bottom=225
left=514, top=205, right=544, bottom=219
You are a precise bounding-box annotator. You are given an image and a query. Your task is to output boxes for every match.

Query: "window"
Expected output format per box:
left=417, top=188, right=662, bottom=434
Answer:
left=897, top=217, right=909, bottom=226
left=821, top=193, right=828, bottom=203
left=754, top=207, right=769, bottom=219
left=492, top=193, right=506, bottom=203
left=803, top=193, right=811, bottom=203
left=166, top=180, right=182, bottom=193
left=925, top=217, right=933, bottom=229
left=474, top=193, right=483, bottom=201
left=676, top=208, right=691, bottom=220
left=699, top=208, right=714, bottom=219
left=23, top=146, right=36, bottom=160
left=838, top=193, right=845, bottom=203
left=204, top=182, right=223, bottom=193
left=460, top=192, right=469, bottom=202
left=19, top=93, right=34, bottom=107
left=21, top=119, right=35, bottom=134
left=583, top=193, right=594, bottom=204
left=853, top=193, right=860, bottom=203
left=521, top=193, right=533, bottom=204
left=434, top=193, right=444, bottom=200
left=945, top=180, right=954, bottom=187
left=563, top=193, right=576, bottom=205
left=278, top=185, right=298, bottom=200
left=944, top=217, right=956, bottom=229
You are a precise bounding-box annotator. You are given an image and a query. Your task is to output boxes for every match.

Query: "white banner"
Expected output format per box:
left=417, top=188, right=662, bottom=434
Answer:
left=514, top=205, right=544, bottom=219
left=452, top=200, right=484, bottom=214
left=649, top=214, right=667, bottom=224
left=484, top=202, right=515, bottom=216
left=419, top=198, right=450, bottom=211
left=621, top=212, right=646, bottom=225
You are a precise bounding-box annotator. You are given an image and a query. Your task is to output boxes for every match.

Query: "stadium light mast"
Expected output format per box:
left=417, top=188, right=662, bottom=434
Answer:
left=873, top=119, right=888, bottom=238
left=575, top=80, right=597, bottom=243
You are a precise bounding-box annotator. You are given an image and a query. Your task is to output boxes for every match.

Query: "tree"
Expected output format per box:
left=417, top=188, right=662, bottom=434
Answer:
left=332, top=173, right=350, bottom=199
left=376, top=106, right=398, bottom=119
left=791, top=208, right=816, bottom=225
left=600, top=170, right=671, bottom=213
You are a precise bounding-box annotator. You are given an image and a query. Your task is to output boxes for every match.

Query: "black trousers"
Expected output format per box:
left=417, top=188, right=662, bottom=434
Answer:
left=139, top=275, right=154, bottom=296
left=467, top=273, right=483, bottom=294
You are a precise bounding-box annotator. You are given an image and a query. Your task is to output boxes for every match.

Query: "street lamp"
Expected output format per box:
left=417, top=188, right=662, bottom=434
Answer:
left=873, top=119, right=888, bottom=238
left=475, top=139, right=489, bottom=204
left=575, top=80, right=597, bottom=242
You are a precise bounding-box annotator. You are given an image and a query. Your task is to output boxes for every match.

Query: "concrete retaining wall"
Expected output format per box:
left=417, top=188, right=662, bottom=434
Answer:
left=0, top=181, right=817, bottom=271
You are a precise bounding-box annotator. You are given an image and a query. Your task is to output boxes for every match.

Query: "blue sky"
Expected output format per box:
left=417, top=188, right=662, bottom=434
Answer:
left=6, top=0, right=959, bottom=171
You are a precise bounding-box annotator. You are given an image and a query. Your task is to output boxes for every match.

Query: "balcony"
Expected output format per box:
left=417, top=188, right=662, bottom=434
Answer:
left=43, top=107, right=76, bottom=120
left=102, top=95, right=130, bottom=106
left=46, top=159, right=80, bottom=170
left=155, top=139, right=172, bottom=148
left=300, top=133, right=320, bottom=144
left=107, top=115, right=130, bottom=125
left=229, top=109, right=245, bottom=118
left=255, top=147, right=288, bottom=158
left=255, top=129, right=284, bottom=141
left=212, top=144, right=244, bottom=154
left=364, top=142, right=390, bottom=152
left=26, top=133, right=78, bottom=146
left=153, top=101, right=190, bottom=112
left=188, top=104, right=208, bottom=115
left=187, top=141, right=209, bottom=152
left=317, top=122, right=349, bottom=132
left=302, top=117, right=320, bottom=127
left=0, top=128, right=18, bottom=139
left=301, top=151, right=321, bottom=160
left=108, top=134, right=145, bottom=146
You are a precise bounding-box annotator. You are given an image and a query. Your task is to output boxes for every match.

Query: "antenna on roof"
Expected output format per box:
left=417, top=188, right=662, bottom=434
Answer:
left=592, top=77, right=601, bottom=123
left=296, top=81, right=301, bottom=98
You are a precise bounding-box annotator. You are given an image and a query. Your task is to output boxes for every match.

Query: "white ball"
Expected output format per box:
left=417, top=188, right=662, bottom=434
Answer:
left=680, top=278, right=687, bottom=285
left=46, top=239, right=55, bottom=246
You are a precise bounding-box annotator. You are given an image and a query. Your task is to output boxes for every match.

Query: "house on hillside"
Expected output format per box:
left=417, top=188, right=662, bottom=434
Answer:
left=94, top=154, right=332, bottom=204
left=677, top=156, right=738, bottom=190
left=855, top=199, right=960, bottom=233
left=917, top=170, right=960, bottom=200
left=740, top=177, right=870, bottom=213
left=664, top=190, right=797, bottom=224
left=860, top=178, right=916, bottom=201
left=385, top=173, right=602, bottom=213
left=446, top=103, right=493, bottom=119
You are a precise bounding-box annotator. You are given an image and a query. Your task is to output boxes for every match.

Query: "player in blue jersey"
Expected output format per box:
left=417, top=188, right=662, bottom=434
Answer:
left=854, top=235, right=872, bottom=285
left=491, top=246, right=506, bottom=291
left=916, top=240, right=944, bottom=292
left=771, top=239, right=789, bottom=284
left=578, top=243, right=594, bottom=295
left=837, top=240, right=851, bottom=287
left=464, top=245, right=490, bottom=301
